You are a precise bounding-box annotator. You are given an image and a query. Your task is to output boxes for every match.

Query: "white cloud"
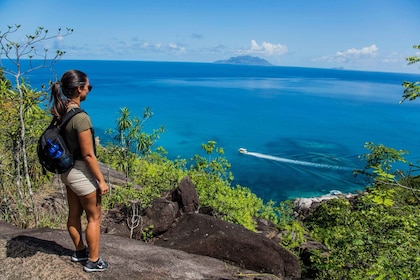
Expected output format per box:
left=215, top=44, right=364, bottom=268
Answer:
left=317, top=44, right=379, bottom=63
left=336, top=44, right=378, bottom=57
left=240, top=40, right=288, bottom=56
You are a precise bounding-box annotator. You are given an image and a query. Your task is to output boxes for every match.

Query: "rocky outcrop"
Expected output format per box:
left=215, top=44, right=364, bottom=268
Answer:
left=0, top=221, right=275, bottom=280
left=293, top=190, right=360, bottom=218
left=154, top=213, right=301, bottom=279
left=171, top=176, right=199, bottom=213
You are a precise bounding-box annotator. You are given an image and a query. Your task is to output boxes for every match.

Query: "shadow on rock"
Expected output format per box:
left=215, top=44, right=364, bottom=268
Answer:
left=6, top=235, right=73, bottom=259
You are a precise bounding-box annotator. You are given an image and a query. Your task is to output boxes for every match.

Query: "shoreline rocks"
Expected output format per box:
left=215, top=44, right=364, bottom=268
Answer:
left=293, top=190, right=362, bottom=217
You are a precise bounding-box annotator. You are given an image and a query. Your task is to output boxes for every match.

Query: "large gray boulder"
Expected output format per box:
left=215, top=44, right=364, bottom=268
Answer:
left=154, top=213, right=301, bottom=279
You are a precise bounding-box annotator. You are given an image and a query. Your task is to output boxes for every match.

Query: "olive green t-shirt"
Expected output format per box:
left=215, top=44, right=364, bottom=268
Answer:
left=64, top=107, right=93, bottom=160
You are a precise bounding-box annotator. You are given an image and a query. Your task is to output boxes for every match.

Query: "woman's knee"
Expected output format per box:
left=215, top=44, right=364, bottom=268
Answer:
left=80, top=191, right=101, bottom=221
left=86, top=209, right=101, bottom=223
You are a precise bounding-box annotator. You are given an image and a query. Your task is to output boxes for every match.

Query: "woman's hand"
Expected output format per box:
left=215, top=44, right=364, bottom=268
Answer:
left=98, top=181, right=109, bottom=196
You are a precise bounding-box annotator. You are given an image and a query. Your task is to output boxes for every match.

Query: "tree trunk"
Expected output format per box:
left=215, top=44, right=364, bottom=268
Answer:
left=17, top=81, right=38, bottom=226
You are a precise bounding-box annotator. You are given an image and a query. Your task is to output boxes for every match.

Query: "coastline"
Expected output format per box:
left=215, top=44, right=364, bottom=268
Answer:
left=293, top=190, right=362, bottom=212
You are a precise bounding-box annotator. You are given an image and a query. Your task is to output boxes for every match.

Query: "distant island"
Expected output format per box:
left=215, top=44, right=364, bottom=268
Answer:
left=214, top=55, right=273, bottom=66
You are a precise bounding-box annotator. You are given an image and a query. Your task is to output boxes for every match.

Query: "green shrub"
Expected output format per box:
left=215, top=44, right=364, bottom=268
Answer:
left=305, top=195, right=420, bottom=279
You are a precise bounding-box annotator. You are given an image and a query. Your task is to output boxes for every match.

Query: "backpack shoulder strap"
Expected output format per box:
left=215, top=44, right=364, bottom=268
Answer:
left=58, top=108, right=84, bottom=130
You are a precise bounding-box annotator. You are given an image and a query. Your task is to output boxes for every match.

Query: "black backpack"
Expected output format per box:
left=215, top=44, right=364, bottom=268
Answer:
left=37, top=108, right=84, bottom=174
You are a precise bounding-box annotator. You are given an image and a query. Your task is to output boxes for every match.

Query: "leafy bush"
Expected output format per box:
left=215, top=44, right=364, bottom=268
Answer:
left=304, top=194, right=419, bottom=279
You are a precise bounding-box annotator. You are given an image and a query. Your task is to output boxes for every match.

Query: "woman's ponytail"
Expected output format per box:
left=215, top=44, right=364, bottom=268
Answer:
left=49, top=81, right=66, bottom=119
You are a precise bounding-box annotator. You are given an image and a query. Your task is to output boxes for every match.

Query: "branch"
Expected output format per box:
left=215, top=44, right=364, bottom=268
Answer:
left=127, top=201, right=142, bottom=239
left=0, top=25, right=73, bottom=77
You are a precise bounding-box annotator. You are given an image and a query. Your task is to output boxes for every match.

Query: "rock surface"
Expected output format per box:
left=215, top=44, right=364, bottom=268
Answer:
left=0, top=221, right=278, bottom=280
left=154, top=213, right=301, bottom=279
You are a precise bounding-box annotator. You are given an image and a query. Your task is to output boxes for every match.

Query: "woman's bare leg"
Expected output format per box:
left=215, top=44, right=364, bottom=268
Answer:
left=66, top=186, right=85, bottom=251
left=80, top=190, right=101, bottom=262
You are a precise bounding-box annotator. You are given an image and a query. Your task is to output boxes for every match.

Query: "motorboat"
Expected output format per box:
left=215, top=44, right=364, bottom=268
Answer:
left=238, top=148, right=248, bottom=154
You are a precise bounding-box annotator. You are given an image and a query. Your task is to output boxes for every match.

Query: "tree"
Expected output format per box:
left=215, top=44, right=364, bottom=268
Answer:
left=105, top=107, right=165, bottom=185
left=190, top=140, right=233, bottom=182
left=0, top=25, right=72, bottom=226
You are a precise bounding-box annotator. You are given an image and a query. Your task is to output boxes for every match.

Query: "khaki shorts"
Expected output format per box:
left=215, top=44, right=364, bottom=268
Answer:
left=61, top=160, right=98, bottom=196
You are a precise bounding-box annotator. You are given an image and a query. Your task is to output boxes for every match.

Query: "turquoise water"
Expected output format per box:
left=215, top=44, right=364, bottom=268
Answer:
left=20, top=60, right=420, bottom=202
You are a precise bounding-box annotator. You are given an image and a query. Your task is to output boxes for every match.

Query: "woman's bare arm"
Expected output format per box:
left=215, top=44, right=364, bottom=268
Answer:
left=78, top=129, right=109, bottom=195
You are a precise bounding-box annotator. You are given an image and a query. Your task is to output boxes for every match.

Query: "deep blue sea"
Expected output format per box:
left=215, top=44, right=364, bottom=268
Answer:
left=18, top=60, right=420, bottom=202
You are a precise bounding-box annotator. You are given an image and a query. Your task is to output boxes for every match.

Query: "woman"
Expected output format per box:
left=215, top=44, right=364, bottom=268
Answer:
left=50, top=70, right=109, bottom=272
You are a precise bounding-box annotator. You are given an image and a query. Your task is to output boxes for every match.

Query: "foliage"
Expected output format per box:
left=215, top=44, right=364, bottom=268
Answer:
left=188, top=141, right=266, bottom=230
left=304, top=129, right=419, bottom=276
left=259, top=200, right=294, bottom=226
left=355, top=142, right=420, bottom=203
left=108, top=106, right=165, bottom=157
left=278, top=220, right=307, bottom=249
left=400, top=45, right=420, bottom=103
left=132, top=155, right=185, bottom=207
left=0, top=24, right=72, bottom=227
left=103, top=107, right=165, bottom=184
left=304, top=196, right=419, bottom=279
left=38, top=207, right=68, bottom=230
left=101, top=185, right=143, bottom=208
left=98, top=148, right=185, bottom=210
left=141, top=225, right=155, bottom=242
left=357, top=142, right=409, bottom=180
left=0, top=73, right=51, bottom=227
left=190, top=140, right=234, bottom=182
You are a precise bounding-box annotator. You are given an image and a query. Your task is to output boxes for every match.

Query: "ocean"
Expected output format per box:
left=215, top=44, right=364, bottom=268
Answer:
left=19, top=60, right=420, bottom=202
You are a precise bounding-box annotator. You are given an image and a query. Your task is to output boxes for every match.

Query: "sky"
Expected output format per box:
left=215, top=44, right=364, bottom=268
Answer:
left=0, top=0, right=419, bottom=73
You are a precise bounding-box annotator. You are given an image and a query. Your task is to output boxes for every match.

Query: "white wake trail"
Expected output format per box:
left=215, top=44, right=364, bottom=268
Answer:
left=245, top=151, right=353, bottom=171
